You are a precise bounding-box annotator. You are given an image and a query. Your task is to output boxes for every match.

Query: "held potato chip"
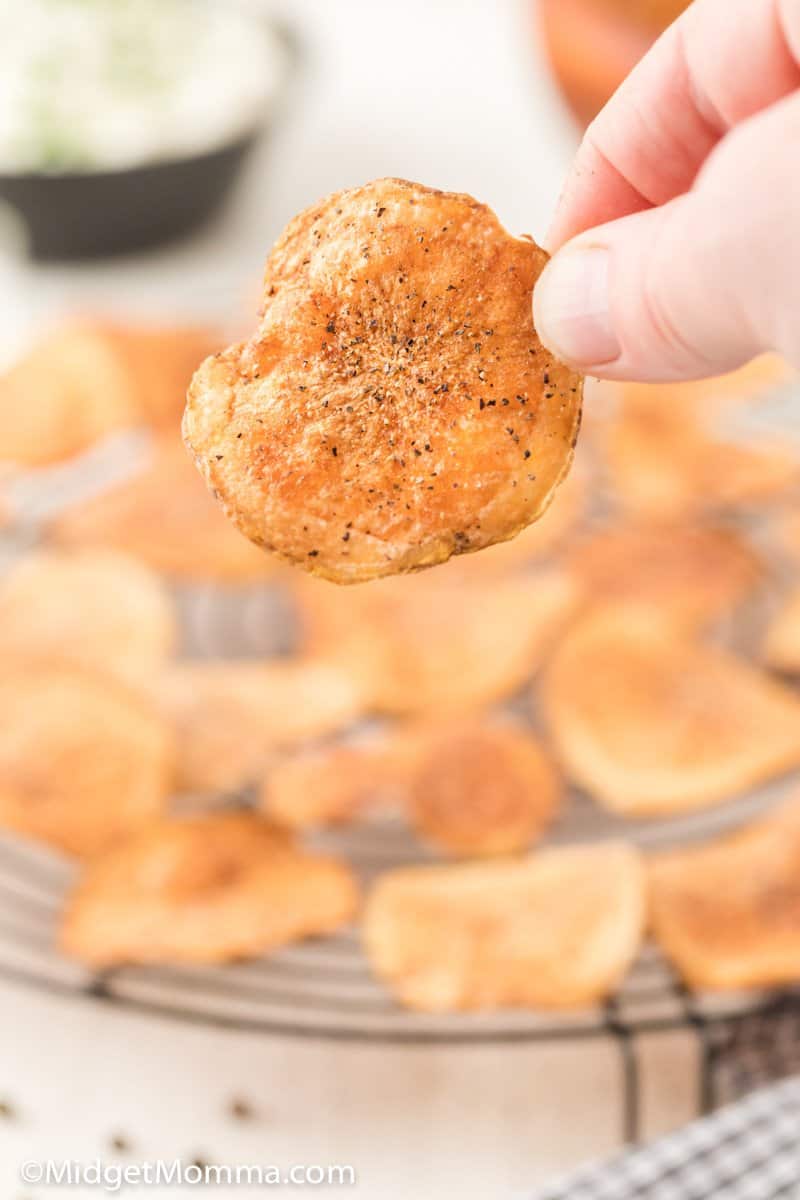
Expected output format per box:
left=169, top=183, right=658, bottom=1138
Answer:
left=541, top=609, right=800, bottom=816
left=408, top=719, right=561, bottom=857
left=363, top=843, right=645, bottom=1011
left=61, top=812, right=359, bottom=966
left=155, top=659, right=364, bottom=794
left=0, top=549, right=175, bottom=686
left=184, top=178, right=583, bottom=584
left=649, top=800, right=800, bottom=991
left=295, top=568, right=581, bottom=716
left=0, top=665, right=172, bottom=857
left=566, top=523, right=762, bottom=633
left=51, top=437, right=280, bottom=583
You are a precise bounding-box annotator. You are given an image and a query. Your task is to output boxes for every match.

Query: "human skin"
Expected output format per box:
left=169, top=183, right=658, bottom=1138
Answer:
left=533, top=0, right=800, bottom=381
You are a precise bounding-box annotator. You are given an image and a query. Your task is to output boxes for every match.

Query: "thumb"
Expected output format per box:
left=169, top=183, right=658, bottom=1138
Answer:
left=533, top=90, right=800, bottom=382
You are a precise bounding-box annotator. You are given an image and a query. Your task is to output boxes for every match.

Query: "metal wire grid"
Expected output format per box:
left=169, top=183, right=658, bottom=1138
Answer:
left=1, top=431, right=799, bottom=1143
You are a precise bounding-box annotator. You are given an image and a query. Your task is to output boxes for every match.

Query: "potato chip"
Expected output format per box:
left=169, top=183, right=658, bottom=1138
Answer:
left=155, top=659, right=363, bottom=794
left=262, top=736, right=412, bottom=830
left=772, top=510, right=800, bottom=567
left=0, top=320, right=139, bottom=466
left=363, top=843, right=644, bottom=1011
left=604, top=390, right=798, bottom=519
left=443, top=462, right=586, bottom=580
left=566, top=523, right=762, bottom=632
left=106, top=322, right=221, bottom=429
left=408, top=719, right=561, bottom=857
left=51, top=436, right=279, bottom=582
left=649, top=800, right=800, bottom=991
left=762, top=586, right=800, bottom=674
left=541, top=609, right=800, bottom=815
left=61, top=812, right=358, bottom=966
left=184, top=178, right=583, bottom=584
left=0, top=549, right=175, bottom=686
left=296, top=568, right=580, bottom=716
left=0, top=665, right=172, bottom=857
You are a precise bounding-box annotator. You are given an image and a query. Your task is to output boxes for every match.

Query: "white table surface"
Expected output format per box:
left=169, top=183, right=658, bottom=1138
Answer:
left=0, top=3, right=701, bottom=1195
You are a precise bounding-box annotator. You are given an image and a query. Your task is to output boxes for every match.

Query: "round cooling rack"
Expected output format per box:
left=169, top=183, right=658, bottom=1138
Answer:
left=0, top=432, right=798, bottom=1072
left=0, top=812, right=795, bottom=1049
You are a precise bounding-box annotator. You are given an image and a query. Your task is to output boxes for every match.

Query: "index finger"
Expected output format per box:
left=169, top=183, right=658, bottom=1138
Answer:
left=547, top=0, right=800, bottom=250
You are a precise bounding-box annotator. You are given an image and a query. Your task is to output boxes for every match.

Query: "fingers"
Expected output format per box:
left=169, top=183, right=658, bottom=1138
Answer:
left=534, top=90, right=800, bottom=382
left=547, top=0, right=800, bottom=250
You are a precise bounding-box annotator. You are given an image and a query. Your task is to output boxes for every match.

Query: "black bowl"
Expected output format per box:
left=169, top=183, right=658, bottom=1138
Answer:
left=0, top=137, right=260, bottom=260
left=0, top=18, right=299, bottom=261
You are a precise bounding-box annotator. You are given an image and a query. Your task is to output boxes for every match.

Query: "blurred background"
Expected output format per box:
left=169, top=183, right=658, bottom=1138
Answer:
left=2, top=2, right=799, bottom=1199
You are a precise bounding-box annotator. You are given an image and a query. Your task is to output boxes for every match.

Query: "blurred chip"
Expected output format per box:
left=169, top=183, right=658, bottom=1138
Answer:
left=0, top=548, right=175, bottom=686
left=407, top=719, right=561, bottom=857
left=155, top=659, right=364, bottom=794
left=0, top=320, right=139, bottom=467
left=61, top=812, right=359, bottom=966
left=296, top=568, right=580, bottom=716
left=603, top=381, right=799, bottom=519
left=262, top=735, right=412, bottom=830
left=51, top=436, right=280, bottom=582
left=650, top=799, right=800, bottom=990
left=541, top=608, right=800, bottom=815
left=363, top=843, right=644, bottom=1011
left=0, top=665, right=172, bottom=857
left=566, top=522, right=762, bottom=632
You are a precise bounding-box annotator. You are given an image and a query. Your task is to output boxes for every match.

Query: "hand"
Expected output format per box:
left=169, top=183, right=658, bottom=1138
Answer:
left=533, top=0, right=800, bottom=381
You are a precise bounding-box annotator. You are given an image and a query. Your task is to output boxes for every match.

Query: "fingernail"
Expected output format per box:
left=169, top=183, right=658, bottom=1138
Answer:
left=533, top=246, right=620, bottom=367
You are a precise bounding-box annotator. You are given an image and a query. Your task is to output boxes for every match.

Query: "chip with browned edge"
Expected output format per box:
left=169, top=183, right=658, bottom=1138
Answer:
left=364, top=843, right=644, bottom=1011
left=61, top=812, right=358, bottom=966
left=649, top=799, right=800, bottom=991
left=184, top=179, right=583, bottom=584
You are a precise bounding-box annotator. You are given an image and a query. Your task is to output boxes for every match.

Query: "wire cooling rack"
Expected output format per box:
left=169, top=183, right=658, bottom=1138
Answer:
left=1, top=432, right=799, bottom=1143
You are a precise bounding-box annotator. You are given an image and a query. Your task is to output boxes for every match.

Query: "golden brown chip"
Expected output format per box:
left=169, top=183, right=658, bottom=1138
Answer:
left=262, top=735, right=413, bottom=830
left=407, top=719, right=561, bottom=857
left=603, top=388, right=798, bottom=519
left=363, top=843, right=645, bottom=1011
left=155, top=659, right=364, bottom=794
left=762, top=586, right=800, bottom=674
left=184, top=178, right=583, bottom=584
left=566, top=523, right=762, bottom=633
left=0, top=665, right=172, bottom=857
left=649, top=800, right=800, bottom=991
left=295, top=568, right=580, bottom=716
left=443, top=462, right=586, bottom=580
left=0, top=320, right=140, bottom=467
left=541, top=608, right=800, bottom=816
left=51, top=436, right=280, bottom=582
left=61, top=812, right=359, bottom=966
left=0, top=549, right=175, bottom=686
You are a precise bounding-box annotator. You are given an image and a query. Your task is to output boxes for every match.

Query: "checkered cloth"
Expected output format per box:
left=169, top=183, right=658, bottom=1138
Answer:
left=532, top=1078, right=800, bottom=1200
